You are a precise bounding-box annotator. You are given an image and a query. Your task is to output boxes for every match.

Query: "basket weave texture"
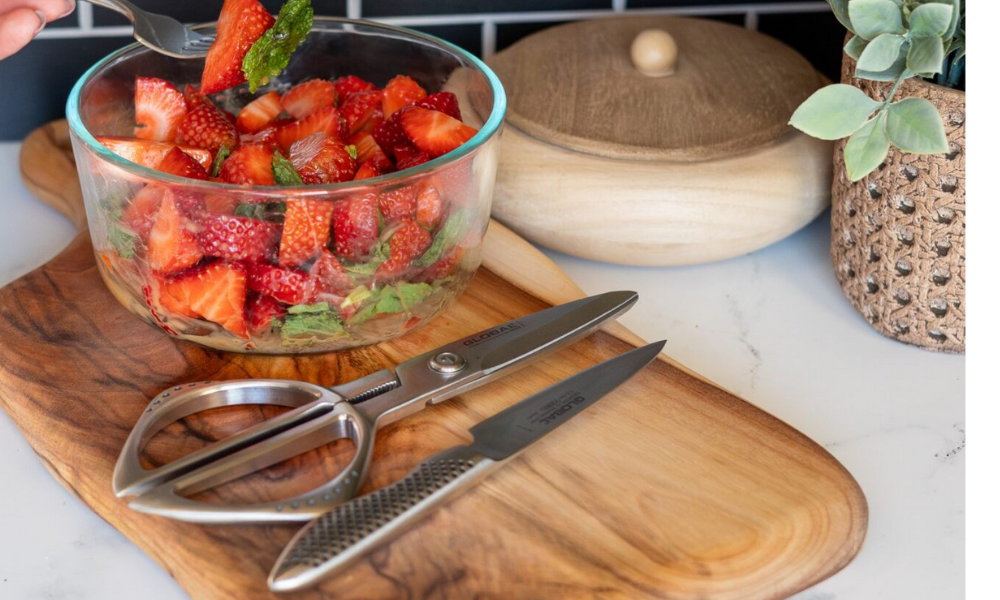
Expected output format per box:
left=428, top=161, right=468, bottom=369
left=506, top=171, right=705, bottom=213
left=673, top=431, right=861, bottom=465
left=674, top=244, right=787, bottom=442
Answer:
left=831, top=53, right=965, bottom=353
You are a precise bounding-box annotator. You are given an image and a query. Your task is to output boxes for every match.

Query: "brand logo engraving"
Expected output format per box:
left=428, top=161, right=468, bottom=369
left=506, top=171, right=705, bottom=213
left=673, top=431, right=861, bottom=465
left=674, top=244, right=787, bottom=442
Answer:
left=538, top=394, right=586, bottom=426
left=463, top=322, right=523, bottom=347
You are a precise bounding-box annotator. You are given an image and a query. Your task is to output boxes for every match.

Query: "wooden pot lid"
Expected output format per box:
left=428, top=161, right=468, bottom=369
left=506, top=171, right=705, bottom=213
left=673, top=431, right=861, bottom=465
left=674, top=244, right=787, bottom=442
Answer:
left=488, top=16, right=822, bottom=162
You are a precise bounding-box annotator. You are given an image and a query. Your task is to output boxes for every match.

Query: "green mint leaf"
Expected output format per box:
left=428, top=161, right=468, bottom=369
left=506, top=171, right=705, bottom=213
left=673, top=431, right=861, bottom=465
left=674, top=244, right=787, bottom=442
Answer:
left=790, top=84, right=881, bottom=140
left=288, top=302, right=331, bottom=315
left=844, top=113, right=890, bottom=181
left=272, top=149, right=304, bottom=186
left=345, top=144, right=358, bottom=160
left=107, top=225, right=136, bottom=258
left=211, top=144, right=231, bottom=178
left=413, top=210, right=469, bottom=268
left=908, top=3, right=953, bottom=38
left=242, top=0, right=314, bottom=93
left=346, top=283, right=433, bottom=326
left=856, top=33, right=904, bottom=72
left=848, top=0, right=903, bottom=41
left=234, top=203, right=265, bottom=219
left=345, top=243, right=389, bottom=278
left=906, top=36, right=945, bottom=75
left=99, top=195, right=127, bottom=221
left=885, top=97, right=949, bottom=154
left=277, top=304, right=346, bottom=347
left=394, top=282, right=433, bottom=309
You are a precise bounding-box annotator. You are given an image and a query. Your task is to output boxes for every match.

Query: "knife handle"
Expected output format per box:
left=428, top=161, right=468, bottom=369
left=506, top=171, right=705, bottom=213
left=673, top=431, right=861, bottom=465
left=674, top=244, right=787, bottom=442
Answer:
left=269, top=445, right=499, bottom=592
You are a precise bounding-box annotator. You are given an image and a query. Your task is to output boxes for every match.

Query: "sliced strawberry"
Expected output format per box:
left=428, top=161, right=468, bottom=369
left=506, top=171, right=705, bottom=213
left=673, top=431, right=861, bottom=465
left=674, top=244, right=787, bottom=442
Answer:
left=349, top=131, right=393, bottom=172
left=147, top=193, right=204, bottom=274
left=162, top=261, right=249, bottom=338
left=333, top=75, right=375, bottom=106
left=237, top=91, right=283, bottom=133
left=176, top=104, right=239, bottom=153
left=204, top=193, right=240, bottom=214
left=376, top=219, right=432, bottom=278
left=332, top=192, right=379, bottom=261
left=200, top=0, right=275, bottom=94
left=194, top=211, right=280, bottom=261
left=399, top=107, right=477, bottom=158
left=98, top=137, right=213, bottom=171
left=123, top=185, right=168, bottom=239
left=246, top=292, right=286, bottom=334
left=240, top=125, right=278, bottom=147
left=275, top=106, right=342, bottom=152
left=372, top=114, right=410, bottom=160
left=219, top=143, right=275, bottom=185
left=281, top=79, right=337, bottom=120
left=415, top=181, right=444, bottom=229
left=340, top=90, right=383, bottom=135
left=248, top=262, right=315, bottom=304
left=289, top=133, right=357, bottom=184
left=415, top=92, right=462, bottom=120
left=417, top=249, right=462, bottom=283
left=377, top=185, right=417, bottom=223
left=182, top=84, right=215, bottom=111
left=310, top=249, right=353, bottom=296
left=382, top=75, right=426, bottom=117
left=134, top=77, right=187, bottom=142
left=396, top=149, right=432, bottom=170
left=155, top=146, right=210, bottom=180
left=353, top=159, right=382, bottom=180
left=154, top=274, right=199, bottom=319
left=279, top=198, right=336, bottom=267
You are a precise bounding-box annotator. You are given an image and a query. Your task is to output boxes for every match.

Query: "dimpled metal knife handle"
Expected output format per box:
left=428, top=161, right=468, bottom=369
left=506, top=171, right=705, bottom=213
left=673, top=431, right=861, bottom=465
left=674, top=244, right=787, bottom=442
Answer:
left=269, top=445, right=498, bottom=592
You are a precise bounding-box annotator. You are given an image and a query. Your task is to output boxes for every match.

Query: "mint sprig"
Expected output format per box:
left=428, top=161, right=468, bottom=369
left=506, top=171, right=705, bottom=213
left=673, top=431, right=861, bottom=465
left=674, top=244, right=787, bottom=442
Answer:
left=242, top=0, right=314, bottom=93
left=274, top=302, right=347, bottom=347
left=413, top=210, right=469, bottom=268
left=272, top=150, right=303, bottom=186
left=348, top=283, right=433, bottom=326
left=211, top=144, right=231, bottom=178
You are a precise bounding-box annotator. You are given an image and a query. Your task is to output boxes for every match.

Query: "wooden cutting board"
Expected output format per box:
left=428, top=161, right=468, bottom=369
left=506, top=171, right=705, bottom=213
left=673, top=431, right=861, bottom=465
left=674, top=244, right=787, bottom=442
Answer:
left=0, top=121, right=866, bottom=600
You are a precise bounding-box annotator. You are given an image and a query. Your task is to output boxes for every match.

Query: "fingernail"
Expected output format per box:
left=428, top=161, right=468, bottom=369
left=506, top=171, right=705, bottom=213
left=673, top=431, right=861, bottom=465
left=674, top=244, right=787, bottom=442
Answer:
left=34, top=10, right=47, bottom=35
left=60, top=0, right=76, bottom=19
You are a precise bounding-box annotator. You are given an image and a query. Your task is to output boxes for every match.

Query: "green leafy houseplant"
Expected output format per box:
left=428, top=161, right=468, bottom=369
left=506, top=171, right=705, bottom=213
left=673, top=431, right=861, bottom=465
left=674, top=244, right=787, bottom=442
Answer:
left=790, top=0, right=965, bottom=181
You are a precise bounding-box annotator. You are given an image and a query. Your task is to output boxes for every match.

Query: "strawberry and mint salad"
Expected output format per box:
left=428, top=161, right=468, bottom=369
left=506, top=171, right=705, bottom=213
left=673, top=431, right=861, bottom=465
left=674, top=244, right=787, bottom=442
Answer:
left=90, top=0, right=485, bottom=351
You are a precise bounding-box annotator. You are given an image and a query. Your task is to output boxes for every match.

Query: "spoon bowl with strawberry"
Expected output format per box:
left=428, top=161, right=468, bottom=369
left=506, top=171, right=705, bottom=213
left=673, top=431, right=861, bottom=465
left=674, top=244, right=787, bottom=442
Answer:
left=66, top=5, right=506, bottom=353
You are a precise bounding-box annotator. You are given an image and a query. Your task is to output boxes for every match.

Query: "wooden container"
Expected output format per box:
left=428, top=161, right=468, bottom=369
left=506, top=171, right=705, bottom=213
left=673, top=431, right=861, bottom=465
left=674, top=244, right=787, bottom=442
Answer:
left=487, top=16, right=834, bottom=266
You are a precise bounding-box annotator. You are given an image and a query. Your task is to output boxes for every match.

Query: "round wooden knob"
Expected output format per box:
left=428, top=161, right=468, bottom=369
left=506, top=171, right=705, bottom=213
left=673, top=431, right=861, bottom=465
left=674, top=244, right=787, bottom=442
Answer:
left=630, top=29, right=678, bottom=77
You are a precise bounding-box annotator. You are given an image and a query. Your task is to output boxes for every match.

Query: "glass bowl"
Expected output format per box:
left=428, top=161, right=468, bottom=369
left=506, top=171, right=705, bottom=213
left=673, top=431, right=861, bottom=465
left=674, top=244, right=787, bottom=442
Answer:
left=66, top=17, right=505, bottom=354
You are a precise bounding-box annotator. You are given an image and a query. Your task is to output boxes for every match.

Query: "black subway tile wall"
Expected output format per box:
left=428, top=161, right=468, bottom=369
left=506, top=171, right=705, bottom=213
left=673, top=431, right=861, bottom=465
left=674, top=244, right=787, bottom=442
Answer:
left=1, top=0, right=840, bottom=140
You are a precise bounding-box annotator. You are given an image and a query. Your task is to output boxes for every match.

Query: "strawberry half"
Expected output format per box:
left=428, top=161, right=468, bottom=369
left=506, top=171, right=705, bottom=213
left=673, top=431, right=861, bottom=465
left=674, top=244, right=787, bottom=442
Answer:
left=332, top=192, right=379, bottom=261
left=372, top=115, right=411, bottom=160
left=382, top=75, right=426, bottom=117
left=353, top=159, right=382, bottom=180
left=415, top=91, right=462, bottom=120
left=97, top=137, right=213, bottom=171
left=147, top=193, right=204, bottom=274
left=195, top=211, right=280, bottom=261
left=415, top=181, right=443, bottom=229
left=135, top=77, right=187, bottom=142
left=398, top=106, right=477, bottom=158
left=246, top=292, right=286, bottom=334
left=248, top=262, right=315, bottom=305
left=340, top=90, right=383, bottom=135
left=281, top=79, right=337, bottom=120
left=377, top=185, right=417, bottom=223
left=236, top=91, right=283, bottom=133
left=200, top=0, right=275, bottom=94
left=183, top=84, right=215, bottom=111
left=349, top=131, right=393, bottom=173
left=276, top=106, right=342, bottom=152
left=333, top=75, right=375, bottom=106
left=176, top=104, right=239, bottom=153
left=395, top=148, right=432, bottom=170
left=376, top=219, right=432, bottom=278
left=162, top=261, right=249, bottom=338
left=289, top=133, right=357, bottom=184
left=309, top=249, right=353, bottom=296
left=279, top=198, right=336, bottom=267
left=219, top=143, right=275, bottom=185
left=123, top=185, right=168, bottom=240
left=240, top=125, right=278, bottom=147
left=155, top=146, right=210, bottom=180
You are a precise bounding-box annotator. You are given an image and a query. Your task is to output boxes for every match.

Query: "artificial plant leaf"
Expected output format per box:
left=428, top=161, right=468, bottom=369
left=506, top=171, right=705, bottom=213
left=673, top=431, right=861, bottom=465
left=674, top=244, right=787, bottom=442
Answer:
left=789, top=84, right=881, bottom=140
left=848, top=0, right=903, bottom=40
left=827, top=0, right=855, bottom=34
left=886, top=98, right=949, bottom=154
left=943, top=0, right=961, bottom=39
left=855, top=42, right=910, bottom=81
left=844, top=35, right=869, bottom=60
left=907, top=36, right=945, bottom=75
left=844, top=113, right=890, bottom=181
left=857, top=33, right=905, bottom=72
left=908, top=2, right=954, bottom=37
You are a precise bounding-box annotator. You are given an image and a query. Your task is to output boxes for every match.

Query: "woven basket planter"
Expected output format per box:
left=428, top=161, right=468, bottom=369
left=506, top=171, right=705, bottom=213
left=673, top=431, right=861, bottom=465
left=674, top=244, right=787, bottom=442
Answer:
left=831, top=51, right=966, bottom=353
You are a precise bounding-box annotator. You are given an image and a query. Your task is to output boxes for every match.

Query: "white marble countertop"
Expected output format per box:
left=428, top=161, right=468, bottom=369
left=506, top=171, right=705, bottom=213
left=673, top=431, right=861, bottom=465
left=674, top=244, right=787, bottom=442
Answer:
left=0, top=141, right=964, bottom=599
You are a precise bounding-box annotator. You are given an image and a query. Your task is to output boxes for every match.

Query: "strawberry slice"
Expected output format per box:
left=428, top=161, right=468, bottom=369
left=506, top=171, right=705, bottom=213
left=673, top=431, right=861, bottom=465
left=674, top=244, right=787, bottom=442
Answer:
left=97, top=137, right=213, bottom=171
left=246, top=292, right=286, bottom=334
left=176, top=104, right=239, bottom=153
left=376, top=219, right=432, bottom=278
left=154, top=274, right=199, bottom=319
left=289, top=133, right=357, bottom=184
left=239, top=125, right=278, bottom=146
left=353, top=159, right=382, bottom=180
left=398, top=107, right=477, bottom=158
left=281, top=79, right=337, bottom=120
left=219, top=143, right=275, bottom=185
left=275, top=106, right=342, bottom=152
left=195, top=211, right=280, bottom=261
left=248, top=262, right=315, bottom=304
left=309, top=248, right=353, bottom=296
left=332, top=192, right=379, bottom=260
left=417, top=248, right=462, bottom=283
left=155, top=146, right=210, bottom=180
left=279, top=198, right=336, bottom=267
left=396, top=148, right=432, bottom=170
left=415, top=181, right=444, bottom=229
left=349, top=131, right=393, bottom=173
left=340, top=90, right=383, bottom=135
left=382, top=75, right=426, bottom=117
left=123, top=185, right=168, bottom=239
left=372, top=114, right=411, bottom=160
left=415, top=91, right=462, bottom=120
left=200, top=0, right=275, bottom=94
left=134, top=77, right=187, bottom=142
left=183, top=84, right=215, bottom=111
left=162, top=261, right=249, bottom=338
left=236, top=91, right=283, bottom=133
left=147, top=193, right=204, bottom=274
left=333, top=75, right=376, bottom=106
left=377, top=185, right=417, bottom=223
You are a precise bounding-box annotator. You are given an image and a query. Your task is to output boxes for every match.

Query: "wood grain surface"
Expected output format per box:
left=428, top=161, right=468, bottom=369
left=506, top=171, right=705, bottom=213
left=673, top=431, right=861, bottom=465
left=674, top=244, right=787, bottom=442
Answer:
left=487, top=16, right=822, bottom=162
left=0, top=121, right=866, bottom=600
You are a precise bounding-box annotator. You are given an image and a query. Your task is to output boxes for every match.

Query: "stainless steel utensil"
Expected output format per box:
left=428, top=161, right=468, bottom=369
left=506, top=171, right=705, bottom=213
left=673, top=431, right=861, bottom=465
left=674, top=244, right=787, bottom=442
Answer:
left=81, top=0, right=215, bottom=59
left=269, top=340, right=665, bottom=592
left=114, top=291, right=639, bottom=523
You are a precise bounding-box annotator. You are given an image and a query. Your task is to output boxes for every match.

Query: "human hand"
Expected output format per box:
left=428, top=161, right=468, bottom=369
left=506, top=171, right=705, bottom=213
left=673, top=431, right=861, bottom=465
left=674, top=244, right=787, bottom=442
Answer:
left=0, top=0, right=76, bottom=60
